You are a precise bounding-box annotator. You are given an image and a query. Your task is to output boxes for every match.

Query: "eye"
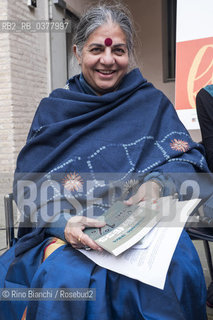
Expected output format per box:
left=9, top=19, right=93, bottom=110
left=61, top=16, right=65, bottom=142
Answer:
left=90, top=47, right=103, bottom=54
left=113, top=48, right=126, bottom=55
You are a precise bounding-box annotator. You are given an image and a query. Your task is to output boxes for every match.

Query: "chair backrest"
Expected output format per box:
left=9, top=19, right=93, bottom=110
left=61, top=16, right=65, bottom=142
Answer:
left=4, top=193, right=15, bottom=248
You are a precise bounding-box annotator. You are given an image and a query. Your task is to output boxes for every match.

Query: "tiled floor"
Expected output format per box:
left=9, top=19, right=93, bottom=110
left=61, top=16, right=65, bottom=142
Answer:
left=0, top=229, right=213, bottom=318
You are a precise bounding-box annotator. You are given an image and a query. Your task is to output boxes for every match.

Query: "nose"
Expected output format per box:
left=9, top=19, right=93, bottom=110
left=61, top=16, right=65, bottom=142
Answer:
left=100, top=48, right=115, bottom=65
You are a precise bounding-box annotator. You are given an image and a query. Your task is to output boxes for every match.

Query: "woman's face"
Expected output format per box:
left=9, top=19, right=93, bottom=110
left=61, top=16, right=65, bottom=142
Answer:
left=74, top=22, right=129, bottom=95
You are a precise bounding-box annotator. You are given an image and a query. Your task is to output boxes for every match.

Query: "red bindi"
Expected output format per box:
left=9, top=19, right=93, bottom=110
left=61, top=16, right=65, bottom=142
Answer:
left=104, top=38, right=113, bottom=46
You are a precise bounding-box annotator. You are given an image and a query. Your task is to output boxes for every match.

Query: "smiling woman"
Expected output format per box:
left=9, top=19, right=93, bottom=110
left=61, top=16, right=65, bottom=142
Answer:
left=72, top=5, right=134, bottom=95
left=0, top=2, right=212, bottom=320
left=73, top=22, right=129, bottom=94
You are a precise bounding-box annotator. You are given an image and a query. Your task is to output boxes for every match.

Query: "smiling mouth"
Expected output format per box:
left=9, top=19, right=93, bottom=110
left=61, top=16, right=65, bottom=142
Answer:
left=96, top=70, right=116, bottom=75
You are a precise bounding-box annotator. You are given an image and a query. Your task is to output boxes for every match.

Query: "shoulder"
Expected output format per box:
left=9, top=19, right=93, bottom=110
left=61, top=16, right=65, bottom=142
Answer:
left=204, top=85, right=213, bottom=98
left=196, top=86, right=213, bottom=114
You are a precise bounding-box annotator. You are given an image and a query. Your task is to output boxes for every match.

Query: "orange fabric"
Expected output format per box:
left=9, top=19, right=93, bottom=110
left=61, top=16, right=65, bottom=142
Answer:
left=42, top=238, right=57, bottom=262
left=43, top=238, right=66, bottom=261
left=21, top=307, right=27, bottom=320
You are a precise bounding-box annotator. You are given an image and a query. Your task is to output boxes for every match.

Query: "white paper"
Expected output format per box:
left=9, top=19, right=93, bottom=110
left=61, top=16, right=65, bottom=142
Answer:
left=79, top=198, right=200, bottom=290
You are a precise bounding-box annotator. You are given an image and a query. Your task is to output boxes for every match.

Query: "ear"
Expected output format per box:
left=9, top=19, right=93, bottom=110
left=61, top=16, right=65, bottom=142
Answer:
left=73, top=45, right=81, bottom=65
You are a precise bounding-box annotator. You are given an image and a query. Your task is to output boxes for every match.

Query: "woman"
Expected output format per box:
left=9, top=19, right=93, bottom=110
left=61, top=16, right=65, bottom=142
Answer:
left=196, top=85, right=213, bottom=308
left=0, top=3, right=212, bottom=320
left=196, top=85, right=213, bottom=172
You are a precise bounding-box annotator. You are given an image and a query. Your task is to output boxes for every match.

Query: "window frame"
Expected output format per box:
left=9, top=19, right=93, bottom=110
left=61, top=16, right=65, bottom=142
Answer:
left=162, top=0, right=177, bottom=82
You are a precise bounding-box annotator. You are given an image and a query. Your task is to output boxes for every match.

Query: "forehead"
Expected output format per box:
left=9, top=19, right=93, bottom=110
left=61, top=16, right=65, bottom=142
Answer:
left=86, top=22, right=127, bottom=45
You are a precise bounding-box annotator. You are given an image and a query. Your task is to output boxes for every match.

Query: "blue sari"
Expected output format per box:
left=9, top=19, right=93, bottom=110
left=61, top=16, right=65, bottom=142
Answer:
left=0, top=69, right=211, bottom=319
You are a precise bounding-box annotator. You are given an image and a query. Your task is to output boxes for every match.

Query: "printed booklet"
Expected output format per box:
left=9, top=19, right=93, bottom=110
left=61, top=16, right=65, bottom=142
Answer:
left=84, top=197, right=175, bottom=256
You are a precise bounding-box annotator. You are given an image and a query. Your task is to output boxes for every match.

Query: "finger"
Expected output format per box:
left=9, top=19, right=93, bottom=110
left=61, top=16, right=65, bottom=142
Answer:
left=77, top=233, right=83, bottom=243
left=80, top=233, right=103, bottom=252
left=64, top=223, right=82, bottom=245
left=65, top=216, right=106, bottom=229
left=80, top=217, right=106, bottom=228
left=67, top=232, right=84, bottom=249
left=73, top=235, right=86, bottom=249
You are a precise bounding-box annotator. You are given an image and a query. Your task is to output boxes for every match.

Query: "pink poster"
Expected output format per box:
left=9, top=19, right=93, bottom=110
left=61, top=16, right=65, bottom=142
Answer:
left=175, top=0, right=213, bottom=129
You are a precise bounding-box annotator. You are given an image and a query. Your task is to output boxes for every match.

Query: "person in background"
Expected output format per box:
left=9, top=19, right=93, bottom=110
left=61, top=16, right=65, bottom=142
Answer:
left=196, top=85, right=213, bottom=172
left=196, top=84, right=213, bottom=308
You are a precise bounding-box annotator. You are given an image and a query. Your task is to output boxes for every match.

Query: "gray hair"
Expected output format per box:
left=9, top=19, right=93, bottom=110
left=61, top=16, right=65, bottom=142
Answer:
left=74, top=3, right=136, bottom=65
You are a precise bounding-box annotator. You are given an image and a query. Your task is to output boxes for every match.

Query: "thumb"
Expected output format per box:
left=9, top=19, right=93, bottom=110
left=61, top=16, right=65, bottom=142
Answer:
left=124, top=191, right=144, bottom=206
left=123, top=197, right=134, bottom=206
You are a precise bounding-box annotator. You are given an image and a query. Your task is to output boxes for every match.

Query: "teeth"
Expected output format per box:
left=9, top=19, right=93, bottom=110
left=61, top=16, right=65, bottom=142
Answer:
left=99, top=70, right=114, bottom=74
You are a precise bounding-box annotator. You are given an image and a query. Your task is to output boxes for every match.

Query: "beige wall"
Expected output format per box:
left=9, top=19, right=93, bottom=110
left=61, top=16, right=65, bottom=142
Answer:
left=65, top=0, right=90, bottom=16
left=124, top=0, right=175, bottom=104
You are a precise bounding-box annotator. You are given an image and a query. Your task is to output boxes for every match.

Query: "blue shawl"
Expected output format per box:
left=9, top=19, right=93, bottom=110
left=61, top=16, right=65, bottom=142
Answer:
left=14, top=68, right=212, bottom=255
left=16, top=68, right=207, bottom=173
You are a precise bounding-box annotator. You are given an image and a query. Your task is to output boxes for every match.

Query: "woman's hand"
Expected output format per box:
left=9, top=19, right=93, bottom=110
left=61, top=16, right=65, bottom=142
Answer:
left=64, top=216, right=106, bottom=251
left=124, top=180, right=162, bottom=205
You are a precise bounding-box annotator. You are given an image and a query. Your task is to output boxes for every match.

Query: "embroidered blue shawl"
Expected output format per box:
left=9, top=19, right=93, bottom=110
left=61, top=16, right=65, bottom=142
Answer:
left=15, top=68, right=207, bottom=173
left=14, top=68, right=212, bottom=255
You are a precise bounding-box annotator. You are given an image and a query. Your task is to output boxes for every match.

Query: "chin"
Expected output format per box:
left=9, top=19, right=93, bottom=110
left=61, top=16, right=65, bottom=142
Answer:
left=97, top=86, right=115, bottom=94
left=96, top=82, right=120, bottom=94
